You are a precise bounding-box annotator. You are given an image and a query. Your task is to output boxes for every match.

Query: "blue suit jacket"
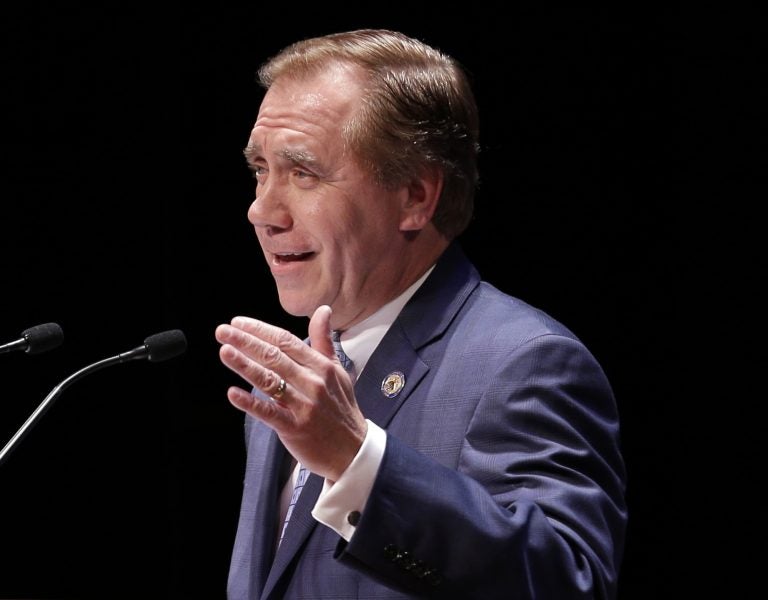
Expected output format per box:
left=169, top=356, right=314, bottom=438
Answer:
left=228, top=244, right=627, bottom=599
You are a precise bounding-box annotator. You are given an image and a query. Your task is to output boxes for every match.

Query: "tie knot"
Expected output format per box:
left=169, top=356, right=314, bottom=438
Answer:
left=331, top=330, right=354, bottom=375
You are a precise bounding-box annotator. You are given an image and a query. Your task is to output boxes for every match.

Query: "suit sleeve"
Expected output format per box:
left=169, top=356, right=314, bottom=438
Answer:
left=334, top=333, right=627, bottom=599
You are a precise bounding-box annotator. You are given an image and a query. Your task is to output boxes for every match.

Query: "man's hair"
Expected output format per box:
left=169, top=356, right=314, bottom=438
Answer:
left=258, top=29, right=480, bottom=240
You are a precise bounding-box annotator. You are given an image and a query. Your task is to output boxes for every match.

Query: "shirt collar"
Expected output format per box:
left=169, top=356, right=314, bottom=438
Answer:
left=338, top=266, right=434, bottom=379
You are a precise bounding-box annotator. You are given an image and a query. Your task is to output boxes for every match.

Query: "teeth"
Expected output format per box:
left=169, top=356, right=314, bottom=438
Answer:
left=277, top=252, right=307, bottom=256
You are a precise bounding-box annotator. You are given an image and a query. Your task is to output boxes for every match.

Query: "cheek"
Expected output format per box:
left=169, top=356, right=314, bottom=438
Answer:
left=348, top=204, right=400, bottom=251
left=340, top=191, right=396, bottom=238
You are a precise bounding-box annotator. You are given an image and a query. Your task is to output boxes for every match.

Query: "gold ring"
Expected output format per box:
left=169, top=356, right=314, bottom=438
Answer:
left=273, top=378, right=287, bottom=399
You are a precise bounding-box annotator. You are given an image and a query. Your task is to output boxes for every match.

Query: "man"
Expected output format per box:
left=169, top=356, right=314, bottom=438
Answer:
left=215, top=29, right=626, bottom=599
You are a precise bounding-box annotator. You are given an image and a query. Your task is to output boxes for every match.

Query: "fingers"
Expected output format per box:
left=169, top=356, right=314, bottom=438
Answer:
left=215, top=305, right=338, bottom=403
left=227, top=385, right=277, bottom=417
left=218, top=316, right=309, bottom=364
left=215, top=318, right=296, bottom=374
left=217, top=334, right=289, bottom=399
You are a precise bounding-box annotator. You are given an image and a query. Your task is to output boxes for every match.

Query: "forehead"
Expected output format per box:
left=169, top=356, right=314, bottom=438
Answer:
left=251, top=64, right=365, bottom=147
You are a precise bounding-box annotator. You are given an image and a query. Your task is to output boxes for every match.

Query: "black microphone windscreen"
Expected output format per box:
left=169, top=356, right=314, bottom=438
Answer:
left=22, top=322, right=64, bottom=355
left=144, top=329, right=187, bottom=362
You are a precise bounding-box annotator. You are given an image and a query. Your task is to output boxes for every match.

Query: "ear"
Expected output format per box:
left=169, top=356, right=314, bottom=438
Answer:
left=399, top=166, right=444, bottom=232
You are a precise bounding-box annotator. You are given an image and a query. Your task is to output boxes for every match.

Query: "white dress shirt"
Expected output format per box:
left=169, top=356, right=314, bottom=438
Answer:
left=281, top=267, right=434, bottom=542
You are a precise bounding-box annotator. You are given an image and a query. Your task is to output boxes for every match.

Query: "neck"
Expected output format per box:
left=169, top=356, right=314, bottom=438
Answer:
left=332, top=236, right=449, bottom=331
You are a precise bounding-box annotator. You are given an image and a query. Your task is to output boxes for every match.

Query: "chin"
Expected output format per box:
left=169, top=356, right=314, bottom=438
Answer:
left=277, top=292, right=317, bottom=319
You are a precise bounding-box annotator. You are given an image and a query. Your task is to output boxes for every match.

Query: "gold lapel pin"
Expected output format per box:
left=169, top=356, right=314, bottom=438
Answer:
left=381, top=371, right=405, bottom=398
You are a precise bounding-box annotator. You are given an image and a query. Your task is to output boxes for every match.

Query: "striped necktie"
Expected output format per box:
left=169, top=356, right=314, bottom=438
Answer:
left=331, top=330, right=354, bottom=375
left=277, top=331, right=355, bottom=546
left=277, top=463, right=309, bottom=546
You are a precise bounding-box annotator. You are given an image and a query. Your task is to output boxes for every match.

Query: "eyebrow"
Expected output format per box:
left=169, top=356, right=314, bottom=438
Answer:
left=243, top=144, right=320, bottom=168
left=243, top=143, right=263, bottom=164
left=278, top=148, right=320, bottom=167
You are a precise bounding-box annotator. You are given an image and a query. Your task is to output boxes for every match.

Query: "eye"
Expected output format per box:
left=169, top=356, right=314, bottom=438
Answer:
left=291, top=168, right=318, bottom=188
left=249, top=164, right=268, bottom=183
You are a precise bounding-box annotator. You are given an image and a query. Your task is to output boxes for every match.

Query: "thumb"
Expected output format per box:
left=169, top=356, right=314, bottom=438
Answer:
left=308, top=304, right=334, bottom=360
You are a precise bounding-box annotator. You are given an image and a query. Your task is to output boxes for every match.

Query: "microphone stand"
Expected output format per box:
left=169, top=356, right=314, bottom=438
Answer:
left=0, top=353, right=138, bottom=466
left=0, top=329, right=185, bottom=467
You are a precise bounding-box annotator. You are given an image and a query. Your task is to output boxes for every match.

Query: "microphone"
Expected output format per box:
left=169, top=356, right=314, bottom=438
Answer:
left=0, top=322, right=64, bottom=355
left=0, top=329, right=186, bottom=466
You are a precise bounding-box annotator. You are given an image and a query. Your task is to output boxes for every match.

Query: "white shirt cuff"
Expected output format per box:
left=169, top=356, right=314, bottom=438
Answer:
left=311, top=419, right=386, bottom=541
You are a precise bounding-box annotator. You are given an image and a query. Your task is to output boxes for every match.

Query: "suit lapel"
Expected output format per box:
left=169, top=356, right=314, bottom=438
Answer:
left=357, top=243, right=480, bottom=426
left=248, top=428, right=286, bottom=596
left=355, top=323, right=429, bottom=426
left=261, top=472, right=324, bottom=598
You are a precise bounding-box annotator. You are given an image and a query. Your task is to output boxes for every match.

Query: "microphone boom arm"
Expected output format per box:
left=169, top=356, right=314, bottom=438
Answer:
left=0, top=330, right=185, bottom=467
left=0, top=354, right=125, bottom=466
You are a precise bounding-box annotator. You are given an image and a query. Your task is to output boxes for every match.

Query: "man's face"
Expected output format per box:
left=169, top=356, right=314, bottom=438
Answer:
left=245, top=64, right=412, bottom=330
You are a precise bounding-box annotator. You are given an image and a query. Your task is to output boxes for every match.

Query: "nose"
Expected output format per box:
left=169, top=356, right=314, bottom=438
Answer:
left=247, top=181, right=293, bottom=231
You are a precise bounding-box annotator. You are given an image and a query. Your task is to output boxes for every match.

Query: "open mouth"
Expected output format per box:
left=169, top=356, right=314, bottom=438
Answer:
left=274, top=252, right=314, bottom=264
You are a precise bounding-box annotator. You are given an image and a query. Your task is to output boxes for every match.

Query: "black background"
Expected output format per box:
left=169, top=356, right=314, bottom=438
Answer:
left=0, top=4, right=756, bottom=599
